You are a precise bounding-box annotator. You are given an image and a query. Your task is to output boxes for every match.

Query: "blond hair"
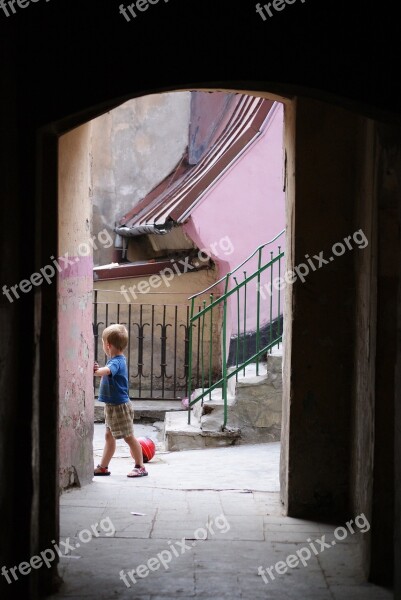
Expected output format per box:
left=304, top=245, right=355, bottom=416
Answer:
left=102, top=324, right=128, bottom=351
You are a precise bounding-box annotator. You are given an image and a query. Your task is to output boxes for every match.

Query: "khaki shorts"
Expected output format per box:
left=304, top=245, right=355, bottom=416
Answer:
left=104, top=402, right=134, bottom=439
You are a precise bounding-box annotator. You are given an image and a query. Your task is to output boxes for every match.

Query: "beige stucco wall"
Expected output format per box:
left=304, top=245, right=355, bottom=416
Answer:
left=58, top=123, right=94, bottom=490
left=93, top=268, right=222, bottom=396
left=91, top=92, right=191, bottom=266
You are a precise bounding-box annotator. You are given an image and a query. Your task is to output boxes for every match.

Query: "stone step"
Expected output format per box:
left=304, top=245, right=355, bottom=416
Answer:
left=94, top=399, right=185, bottom=424
left=185, top=353, right=283, bottom=444
left=164, top=411, right=241, bottom=451
left=191, top=387, right=236, bottom=422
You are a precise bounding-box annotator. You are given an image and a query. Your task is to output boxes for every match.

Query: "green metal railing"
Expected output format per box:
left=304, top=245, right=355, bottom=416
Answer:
left=187, top=229, right=285, bottom=429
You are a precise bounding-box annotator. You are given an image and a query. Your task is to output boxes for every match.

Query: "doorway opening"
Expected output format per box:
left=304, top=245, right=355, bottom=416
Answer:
left=57, top=88, right=289, bottom=491
left=47, top=86, right=394, bottom=599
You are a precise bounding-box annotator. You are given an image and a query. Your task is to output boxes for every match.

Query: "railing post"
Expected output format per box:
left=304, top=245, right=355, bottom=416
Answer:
left=278, top=246, right=281, bottom=349
left=269, top=251, right=273, bottom=352
left=150, top=305, right=155, bottom=398
left=183, top=306, right=189, bottom=397
left=209, top=294, right=214, bottom=402
left=173, top=305, right=178, bottom=398
left=256, top=247, right=262, bottom=376
left=93, top=290, right=98, bottom=393
left=233, top=277, right=240, bottom=383
left=222, top=274, right=230, bottom=429
left=128, top=303, right=132, bottom=394
left=187, top=297, right=195, bottom=425
left=243, top=270, right=247, bottom=376
left=201, top=300, right=206, bottom=399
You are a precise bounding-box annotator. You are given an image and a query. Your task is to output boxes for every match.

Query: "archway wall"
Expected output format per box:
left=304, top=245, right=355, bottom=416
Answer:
left=369, top=122, right=401, bottom=585
left=281, top=97, right=372, bottom=519
left=58, top=123, right=95, bottom=491
left=349, top=118, right=377, bottom=579
left=280, top=97, right=400, bottom=587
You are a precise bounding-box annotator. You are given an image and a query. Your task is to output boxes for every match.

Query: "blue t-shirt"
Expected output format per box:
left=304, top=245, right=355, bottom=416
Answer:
left=98, top=355, right=129, bottom=405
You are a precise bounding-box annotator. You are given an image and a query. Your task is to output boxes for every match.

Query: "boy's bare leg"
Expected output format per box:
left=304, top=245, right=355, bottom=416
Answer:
left=97, top=428, right=116, bottom=470
left=124, top=435, right=144, bottom=468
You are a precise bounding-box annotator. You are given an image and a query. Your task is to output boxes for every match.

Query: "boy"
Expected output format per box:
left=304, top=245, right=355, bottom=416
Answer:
left=93, top=323, right=148, bottom=478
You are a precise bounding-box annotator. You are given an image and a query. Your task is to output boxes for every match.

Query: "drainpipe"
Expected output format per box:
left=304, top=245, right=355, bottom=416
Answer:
left=114, top=232, right=128, bottom=261
left=114, top=221, right=173, bottom=238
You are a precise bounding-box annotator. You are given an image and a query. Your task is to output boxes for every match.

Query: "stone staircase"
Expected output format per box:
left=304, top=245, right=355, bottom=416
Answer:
left=164, top=349, right=283, bottom=451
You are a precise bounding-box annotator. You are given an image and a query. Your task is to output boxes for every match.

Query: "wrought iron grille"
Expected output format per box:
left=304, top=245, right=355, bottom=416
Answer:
left=93, top=292, right=221, bottom=401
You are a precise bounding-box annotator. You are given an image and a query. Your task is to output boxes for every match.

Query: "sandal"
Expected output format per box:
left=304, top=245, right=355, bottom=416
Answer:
left=94, top=464, right=111, bottom=476
left=127, top=466, right=148, bottom=478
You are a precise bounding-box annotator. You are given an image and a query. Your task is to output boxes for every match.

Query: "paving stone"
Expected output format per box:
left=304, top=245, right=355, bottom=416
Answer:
left=330, top=583, right=393, bottom=599
left=151, top=519, right=217, bottom=540
left=149, top=597, right=193, bottom=600
left=194, top=573, right=242, bottom=598
left=241, top=577, right=333, bottom=599
left=263, top=521, right=326, bottom=533
left=118, top=574, right=196, bottom=597
left=49, top=431, right=393, bottom=600
left=218, top=494, right=261, bottom=517
left=264, top=528, right=327, bottom=543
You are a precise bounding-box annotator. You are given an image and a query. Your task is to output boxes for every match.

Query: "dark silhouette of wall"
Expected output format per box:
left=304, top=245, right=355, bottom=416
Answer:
left=1, top=1, right=400, bottom=598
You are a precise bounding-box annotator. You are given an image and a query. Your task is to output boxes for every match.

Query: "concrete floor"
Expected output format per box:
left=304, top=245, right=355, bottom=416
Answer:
left=48, top=424, right=393, bottom=599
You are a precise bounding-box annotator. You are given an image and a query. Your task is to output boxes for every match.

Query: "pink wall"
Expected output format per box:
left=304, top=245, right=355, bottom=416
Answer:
left=183, top=102, right=286, bottom=336
left=58, top=257, right=94, bottom=488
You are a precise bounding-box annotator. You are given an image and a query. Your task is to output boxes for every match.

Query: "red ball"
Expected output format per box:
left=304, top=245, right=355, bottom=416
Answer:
left=137, top=436, right=156, bottom=463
